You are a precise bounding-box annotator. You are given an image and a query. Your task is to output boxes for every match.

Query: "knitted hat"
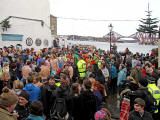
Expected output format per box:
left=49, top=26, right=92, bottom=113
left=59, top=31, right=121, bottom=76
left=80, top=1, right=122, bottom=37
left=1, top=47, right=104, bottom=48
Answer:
left=19, top=90, right=30, bottom=101
left=95, top=110, right=106, bottom=120
left=134, top=98, right=145, bottom=107
left=94, top=108, right=111, bottom=120
left=0, top=87, right=18, bottom=107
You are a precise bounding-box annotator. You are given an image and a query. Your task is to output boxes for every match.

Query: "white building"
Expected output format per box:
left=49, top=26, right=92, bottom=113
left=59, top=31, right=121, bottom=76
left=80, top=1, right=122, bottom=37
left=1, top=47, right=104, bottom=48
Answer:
left=0, top=0, right=52, bottom=49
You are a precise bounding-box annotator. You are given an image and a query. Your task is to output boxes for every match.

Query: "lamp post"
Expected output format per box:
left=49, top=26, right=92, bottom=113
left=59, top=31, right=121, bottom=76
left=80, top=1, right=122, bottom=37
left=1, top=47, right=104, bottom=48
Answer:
left=108, top=23, right=113, bottom=52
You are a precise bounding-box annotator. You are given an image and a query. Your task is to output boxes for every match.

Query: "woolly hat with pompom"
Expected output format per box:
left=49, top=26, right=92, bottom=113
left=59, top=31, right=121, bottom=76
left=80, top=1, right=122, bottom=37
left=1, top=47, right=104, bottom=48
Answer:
left=94, top=108, right=111, bottom=120
left=0, top=87, right=18, bottom=107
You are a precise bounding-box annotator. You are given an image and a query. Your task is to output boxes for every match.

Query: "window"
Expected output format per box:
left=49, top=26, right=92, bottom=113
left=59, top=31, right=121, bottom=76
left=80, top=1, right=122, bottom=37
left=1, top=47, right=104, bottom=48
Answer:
left=2, top=34, right=23, bottom=41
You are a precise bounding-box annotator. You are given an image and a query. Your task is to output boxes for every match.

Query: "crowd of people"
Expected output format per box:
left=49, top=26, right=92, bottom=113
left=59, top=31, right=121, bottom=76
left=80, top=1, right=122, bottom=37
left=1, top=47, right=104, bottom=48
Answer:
left=0, top=45, right=160, bottom=120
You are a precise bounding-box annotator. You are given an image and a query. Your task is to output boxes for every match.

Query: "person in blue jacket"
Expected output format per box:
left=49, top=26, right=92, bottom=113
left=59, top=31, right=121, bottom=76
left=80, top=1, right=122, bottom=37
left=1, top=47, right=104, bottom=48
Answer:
left=27, top=101, right=44, bottom=120
left=23, top=76, right=41, bottom=102
left=117, top=64, right=127, bottom=94
left=117, top=64, right=127, bottom=87
left=109, top=61, right=117, bottom=93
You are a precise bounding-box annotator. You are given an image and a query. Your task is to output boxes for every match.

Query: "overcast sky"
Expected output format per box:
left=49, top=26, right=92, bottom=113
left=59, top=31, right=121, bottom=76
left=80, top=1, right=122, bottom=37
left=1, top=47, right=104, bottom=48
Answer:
left=50, top=0, right=160, bottom=37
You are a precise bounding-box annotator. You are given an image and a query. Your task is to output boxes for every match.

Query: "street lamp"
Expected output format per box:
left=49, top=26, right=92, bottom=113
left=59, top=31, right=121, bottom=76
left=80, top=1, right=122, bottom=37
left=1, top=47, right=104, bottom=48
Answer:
left=108, top=23, right=113, bottom=52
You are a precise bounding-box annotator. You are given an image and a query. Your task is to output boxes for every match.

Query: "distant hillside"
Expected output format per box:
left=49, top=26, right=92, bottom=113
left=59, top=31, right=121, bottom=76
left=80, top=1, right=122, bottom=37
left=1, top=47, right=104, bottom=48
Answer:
left=62, top=35, right=106, bottom=42
left=57, top=35, right=139, bottom=43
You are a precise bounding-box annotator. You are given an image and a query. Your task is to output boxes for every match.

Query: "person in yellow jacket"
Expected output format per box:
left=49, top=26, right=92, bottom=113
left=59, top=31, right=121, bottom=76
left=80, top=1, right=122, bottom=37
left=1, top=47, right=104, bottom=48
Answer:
left=98, top=61, right=101, bottom=69
left=77, top=56, right=86, bottom=78
left=147, top=77, right=160, bottom=120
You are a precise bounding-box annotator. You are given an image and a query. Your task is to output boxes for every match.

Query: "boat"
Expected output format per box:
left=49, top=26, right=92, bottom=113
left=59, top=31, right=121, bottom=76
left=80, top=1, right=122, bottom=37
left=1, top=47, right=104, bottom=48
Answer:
left=117, top=38, right=138, bottom=43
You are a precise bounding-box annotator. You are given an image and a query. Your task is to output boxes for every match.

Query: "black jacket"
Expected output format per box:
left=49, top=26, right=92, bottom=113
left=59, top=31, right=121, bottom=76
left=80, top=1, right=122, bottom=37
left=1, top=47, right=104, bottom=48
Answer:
left=95, top=69, right=105, bottom=84
left=54, top=85, right=70, bottom=98
left=9, top=69, right=17, bottom=87
left=41, top=84, right=57, bottom=118
left=15, top=103, right=30, bottom=120
left=72, top=63, right=79, bottom=83
left=74, top=90, right=97, bottom=120
left=50, top=85, right=72, bottom=119
left=0, top=80, right=3, bottom=94
left=67, top=94, right=79, bottom=119
left=129, top=110, right=153, bottom=120
left=129, top=87, right=156, bottom=112
left=128, top=82, right=139, bottom=91
left=0, top=80, right=11, bottom=94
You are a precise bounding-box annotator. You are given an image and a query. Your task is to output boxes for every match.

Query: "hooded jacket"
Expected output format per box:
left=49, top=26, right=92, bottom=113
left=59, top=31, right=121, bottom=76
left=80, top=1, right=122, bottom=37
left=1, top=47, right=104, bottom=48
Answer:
left=41, top=84, right=57, bottom=118
left=0, top=107, right=17, bottom=120
left=109, top=65, right=117, bottom=79
left=117, top=68, right=127, bottom=86
left=23, top=84, right=41, bottom=102
left=75, top=90, right=97, bottom=120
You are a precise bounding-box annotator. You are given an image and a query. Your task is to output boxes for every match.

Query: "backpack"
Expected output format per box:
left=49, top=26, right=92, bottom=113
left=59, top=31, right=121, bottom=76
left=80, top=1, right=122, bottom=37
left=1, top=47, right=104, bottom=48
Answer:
left=50, top=97, right=68, bottom=120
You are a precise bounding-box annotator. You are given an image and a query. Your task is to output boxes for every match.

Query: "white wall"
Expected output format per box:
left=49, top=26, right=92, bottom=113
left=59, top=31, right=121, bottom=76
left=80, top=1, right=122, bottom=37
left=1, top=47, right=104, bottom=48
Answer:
left=0, top=18, right=52, bottom=49
left=0, top=0, right=52, bottom=49
left=0, top=0, right=50, bottom=26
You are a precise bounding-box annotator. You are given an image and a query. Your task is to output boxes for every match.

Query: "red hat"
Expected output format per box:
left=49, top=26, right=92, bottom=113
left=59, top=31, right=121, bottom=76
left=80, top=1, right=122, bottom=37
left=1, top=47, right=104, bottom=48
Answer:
left=90, top=61, right=97, bottom=65
left=96, top=53, right=100, bottom=57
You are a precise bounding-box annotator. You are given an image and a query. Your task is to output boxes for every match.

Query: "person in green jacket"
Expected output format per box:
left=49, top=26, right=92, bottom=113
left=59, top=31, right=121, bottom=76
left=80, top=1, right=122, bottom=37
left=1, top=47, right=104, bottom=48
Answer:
left=130, top=63, right=142, bottom=83
left=73, top=51, right=79, bottom=64
left=0, top=87, right=18, bottom=120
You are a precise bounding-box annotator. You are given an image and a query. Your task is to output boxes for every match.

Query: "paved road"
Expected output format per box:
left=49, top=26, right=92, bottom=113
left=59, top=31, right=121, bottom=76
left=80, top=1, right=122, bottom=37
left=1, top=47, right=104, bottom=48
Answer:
left=105, top=93, right=121, bottom=120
